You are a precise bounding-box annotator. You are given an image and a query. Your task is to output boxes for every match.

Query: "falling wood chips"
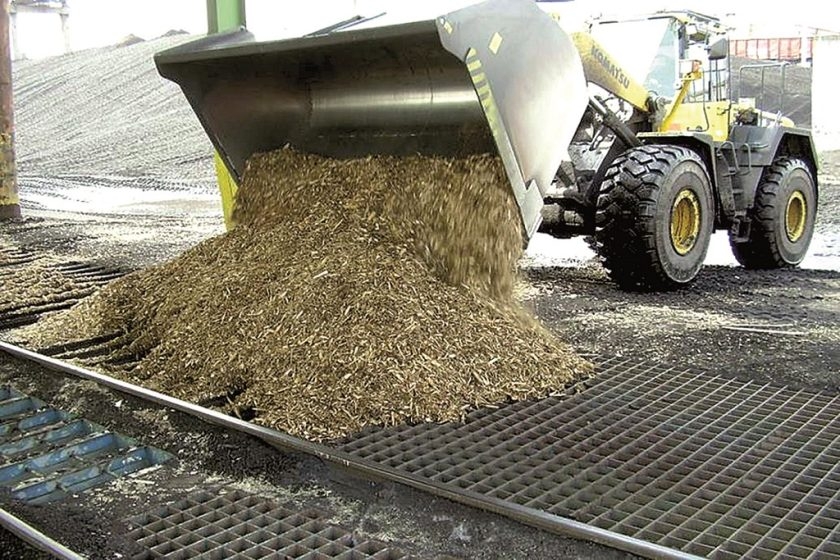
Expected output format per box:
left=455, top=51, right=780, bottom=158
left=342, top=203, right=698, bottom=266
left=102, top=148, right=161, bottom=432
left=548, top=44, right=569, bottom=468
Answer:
left=19, top=148, right=592, bottom=441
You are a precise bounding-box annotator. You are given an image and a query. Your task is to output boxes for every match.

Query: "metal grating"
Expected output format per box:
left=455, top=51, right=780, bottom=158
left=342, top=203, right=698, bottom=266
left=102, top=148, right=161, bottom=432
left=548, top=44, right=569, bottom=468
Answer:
left=339, top=356, right=840, bottom=560
left=0, top=385, right=172, bottom=503
left=126, top=488, right=415, bottom=560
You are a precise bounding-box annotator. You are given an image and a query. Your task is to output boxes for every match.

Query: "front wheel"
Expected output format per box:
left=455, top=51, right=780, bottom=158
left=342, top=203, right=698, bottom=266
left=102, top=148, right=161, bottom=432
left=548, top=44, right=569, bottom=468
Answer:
left=729, top=157, right=817, bottom=269
left=593, top=145, right=715, bottom=291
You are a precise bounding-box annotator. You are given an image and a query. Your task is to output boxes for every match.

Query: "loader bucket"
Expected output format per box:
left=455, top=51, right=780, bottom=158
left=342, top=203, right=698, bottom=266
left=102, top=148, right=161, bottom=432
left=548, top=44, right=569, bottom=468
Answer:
left=154, top=0, right=588, bottom=239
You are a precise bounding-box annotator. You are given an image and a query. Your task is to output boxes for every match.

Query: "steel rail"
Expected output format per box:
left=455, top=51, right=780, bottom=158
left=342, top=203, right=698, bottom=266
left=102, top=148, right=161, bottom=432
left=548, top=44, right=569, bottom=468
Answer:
left=0, top=507, right=87, bottom=560
left=0, top=341, right=703, bottom=560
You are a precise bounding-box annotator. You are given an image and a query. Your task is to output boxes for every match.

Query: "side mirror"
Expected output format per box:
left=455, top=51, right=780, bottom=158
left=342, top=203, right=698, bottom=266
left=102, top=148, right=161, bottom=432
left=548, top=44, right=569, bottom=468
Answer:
left=709, top=37, right=729, bottom=60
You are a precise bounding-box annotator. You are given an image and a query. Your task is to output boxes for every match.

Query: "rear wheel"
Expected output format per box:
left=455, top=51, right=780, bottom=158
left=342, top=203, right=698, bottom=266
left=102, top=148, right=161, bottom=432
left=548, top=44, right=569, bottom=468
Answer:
left=729, top=157, right=817, bottom=268
left=593, top=145, right=715, bottom=290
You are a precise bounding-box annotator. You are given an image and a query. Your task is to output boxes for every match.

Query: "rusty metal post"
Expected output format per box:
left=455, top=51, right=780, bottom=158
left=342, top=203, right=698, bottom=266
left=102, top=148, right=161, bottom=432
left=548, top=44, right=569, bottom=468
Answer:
left=8, top=7, right=16, bottom=61
left=0, top=0, right=18, bottom=219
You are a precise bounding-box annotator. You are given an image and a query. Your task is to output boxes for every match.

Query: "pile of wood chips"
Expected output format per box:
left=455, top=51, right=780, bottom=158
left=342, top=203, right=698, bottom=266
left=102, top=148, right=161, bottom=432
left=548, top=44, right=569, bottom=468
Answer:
left=0, top=260, right=87, bottom=310
left=21, top=148, right=592, bottom=441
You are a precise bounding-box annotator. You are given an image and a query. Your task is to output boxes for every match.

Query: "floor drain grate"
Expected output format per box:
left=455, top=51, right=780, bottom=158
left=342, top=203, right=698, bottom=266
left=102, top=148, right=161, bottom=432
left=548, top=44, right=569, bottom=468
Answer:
left=126, top=488, right=414, bottom=559
left=339, top=356, right=840, bottom=560
left=0, top=385, right=173, bottom=504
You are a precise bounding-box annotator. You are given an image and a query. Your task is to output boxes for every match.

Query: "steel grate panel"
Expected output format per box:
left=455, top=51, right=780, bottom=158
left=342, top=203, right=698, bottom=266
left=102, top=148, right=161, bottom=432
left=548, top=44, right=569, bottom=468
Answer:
left=338, top=356, right=840, bottom=559
left=126, top=488, right=416, bottom=559
left=0, top=385, right=173, bottom=503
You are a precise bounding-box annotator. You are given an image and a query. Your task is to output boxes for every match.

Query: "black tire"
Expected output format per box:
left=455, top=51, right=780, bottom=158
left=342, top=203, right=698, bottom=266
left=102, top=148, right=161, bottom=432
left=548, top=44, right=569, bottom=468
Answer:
left=593, top=145, right=715, bottom=290
left=729, top=157, right=817, bottom=269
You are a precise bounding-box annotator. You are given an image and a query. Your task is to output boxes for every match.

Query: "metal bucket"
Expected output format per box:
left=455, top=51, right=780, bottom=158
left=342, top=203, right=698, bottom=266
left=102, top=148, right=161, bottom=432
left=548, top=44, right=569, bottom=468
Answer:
left=155, top=0, right=588, bottom=239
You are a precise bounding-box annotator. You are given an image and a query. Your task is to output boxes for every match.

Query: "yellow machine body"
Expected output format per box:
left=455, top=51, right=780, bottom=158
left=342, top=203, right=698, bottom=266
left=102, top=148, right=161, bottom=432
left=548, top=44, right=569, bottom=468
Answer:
left=659, top=100, right=733, bottom=141
left=215, top=152, right=238, bottom=230
left=571, top=32, right=650, bottom=113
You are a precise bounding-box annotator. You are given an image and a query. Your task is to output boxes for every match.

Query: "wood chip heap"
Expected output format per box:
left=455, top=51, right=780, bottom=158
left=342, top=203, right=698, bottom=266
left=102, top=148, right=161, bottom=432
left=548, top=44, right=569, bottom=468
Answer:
left=20, top=148, right=592, bottom=440
left=0, top=258, right=92, bottom=313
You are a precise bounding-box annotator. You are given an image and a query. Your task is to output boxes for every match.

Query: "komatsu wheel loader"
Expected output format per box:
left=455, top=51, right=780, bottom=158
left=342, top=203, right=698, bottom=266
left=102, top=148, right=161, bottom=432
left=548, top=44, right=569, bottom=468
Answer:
left=155, top=0, right=818, bottom=291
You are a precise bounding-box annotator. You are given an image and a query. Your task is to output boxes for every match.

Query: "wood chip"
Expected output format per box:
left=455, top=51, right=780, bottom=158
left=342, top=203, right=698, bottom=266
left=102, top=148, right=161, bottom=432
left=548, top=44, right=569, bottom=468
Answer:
left=19, top=148, right=593, bottom=441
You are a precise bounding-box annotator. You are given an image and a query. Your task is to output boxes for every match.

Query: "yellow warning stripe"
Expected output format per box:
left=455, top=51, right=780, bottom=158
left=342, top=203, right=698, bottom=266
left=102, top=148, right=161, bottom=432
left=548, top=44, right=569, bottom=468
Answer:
left=488, top=32, right=503, bottom=54
left=214, top=151, right=239, bottom=231
left=466, top=49, right=507, bottom=147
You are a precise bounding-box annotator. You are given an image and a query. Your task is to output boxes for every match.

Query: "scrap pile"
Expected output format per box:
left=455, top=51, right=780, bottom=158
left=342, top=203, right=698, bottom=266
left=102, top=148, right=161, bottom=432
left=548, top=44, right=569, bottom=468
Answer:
left=21, top=149, right=591, bottom=440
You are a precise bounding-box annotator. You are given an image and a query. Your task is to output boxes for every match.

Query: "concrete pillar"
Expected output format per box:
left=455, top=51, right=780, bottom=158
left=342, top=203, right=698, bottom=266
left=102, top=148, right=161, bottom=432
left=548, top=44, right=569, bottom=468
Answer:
left=60, top=8, right=70, bottom=54
left=8, top=9, right=16, bottom=61
left=0, top=0, right=19, bottom=219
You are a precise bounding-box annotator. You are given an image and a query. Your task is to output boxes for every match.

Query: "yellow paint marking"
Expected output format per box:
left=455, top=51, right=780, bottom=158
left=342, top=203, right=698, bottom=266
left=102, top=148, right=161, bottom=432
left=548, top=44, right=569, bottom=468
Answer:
left=489, top=32, right=503, bottom=54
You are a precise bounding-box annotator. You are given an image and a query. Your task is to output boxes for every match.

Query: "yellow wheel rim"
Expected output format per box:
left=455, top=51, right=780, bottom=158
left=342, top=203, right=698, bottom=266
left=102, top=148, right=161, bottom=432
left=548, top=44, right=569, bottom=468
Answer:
left=670, top=189, right=701, bottom=256
left=785, top=191, right=807, bottom=242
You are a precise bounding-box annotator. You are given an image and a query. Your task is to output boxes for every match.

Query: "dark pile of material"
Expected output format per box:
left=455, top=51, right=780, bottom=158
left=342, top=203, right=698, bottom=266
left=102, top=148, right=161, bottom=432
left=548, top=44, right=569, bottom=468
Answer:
left=731, top=56, right=811, bottom=128
left=12, top=34, right=213, bottom=181
left=21, top=149, right=591, bottom=440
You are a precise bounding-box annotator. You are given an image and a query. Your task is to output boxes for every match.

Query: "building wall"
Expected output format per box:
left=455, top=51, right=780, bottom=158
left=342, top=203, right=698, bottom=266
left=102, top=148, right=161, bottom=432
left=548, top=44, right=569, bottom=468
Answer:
left=811, top=35, right=840, bottom=151
left=731, top=37, right=812, bottom=62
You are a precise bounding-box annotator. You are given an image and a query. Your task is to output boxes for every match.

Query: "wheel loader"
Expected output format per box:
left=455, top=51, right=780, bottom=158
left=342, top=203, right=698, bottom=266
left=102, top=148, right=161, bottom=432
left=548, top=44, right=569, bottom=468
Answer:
left=155, top=0, right=818, bottom=291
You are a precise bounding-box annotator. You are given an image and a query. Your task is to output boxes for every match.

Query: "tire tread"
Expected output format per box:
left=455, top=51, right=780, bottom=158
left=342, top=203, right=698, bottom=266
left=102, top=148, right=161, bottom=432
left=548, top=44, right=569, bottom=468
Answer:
left=594, top=145, right=709, bottom=290
left=729, top=157, right=815, bottom=269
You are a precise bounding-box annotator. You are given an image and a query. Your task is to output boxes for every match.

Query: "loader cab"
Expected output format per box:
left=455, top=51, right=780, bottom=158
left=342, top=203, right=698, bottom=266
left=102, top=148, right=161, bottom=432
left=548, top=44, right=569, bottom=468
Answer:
left=679, top=17, right=731, bottom=103
left=589, top=11, right=731, bottom=102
